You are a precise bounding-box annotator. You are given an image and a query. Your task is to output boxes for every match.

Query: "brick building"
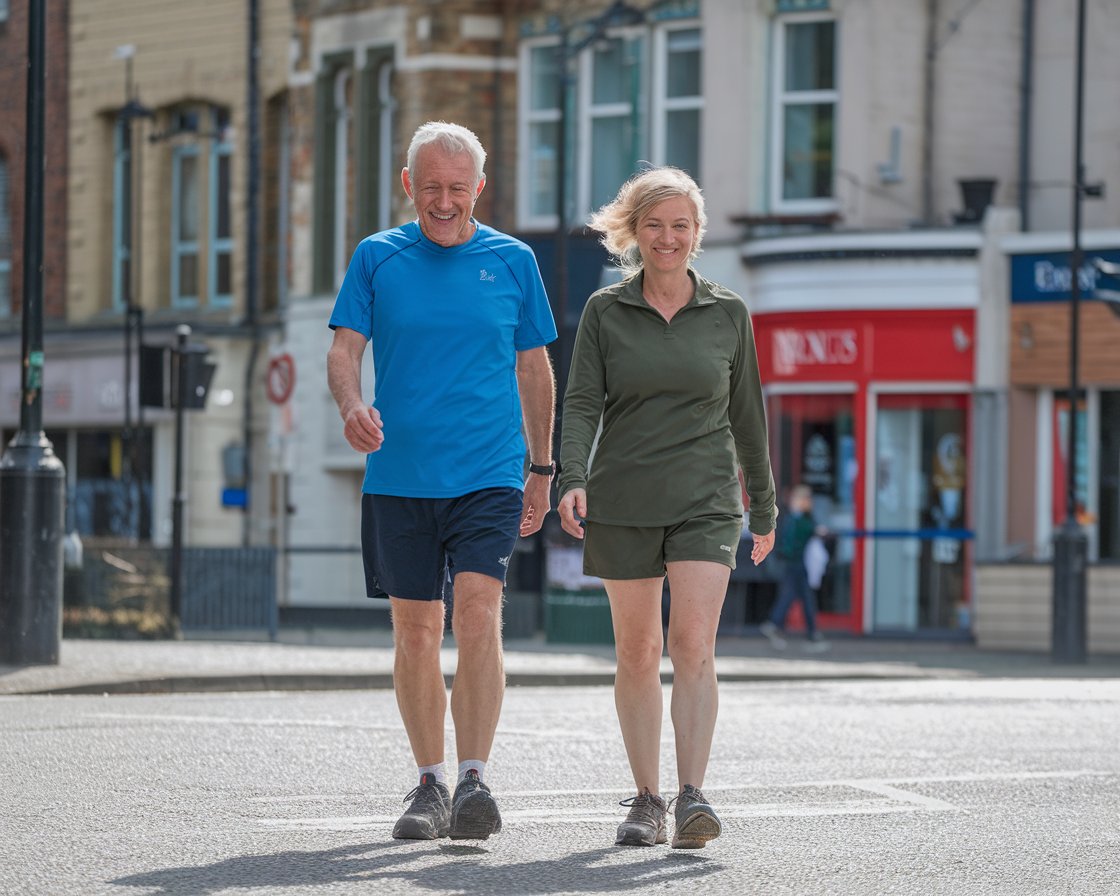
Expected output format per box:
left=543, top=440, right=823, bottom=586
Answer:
left=0, top=0, right=68, bottom=322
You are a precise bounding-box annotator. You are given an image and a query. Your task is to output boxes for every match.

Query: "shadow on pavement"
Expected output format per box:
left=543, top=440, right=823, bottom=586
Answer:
left=111, top=841, right=724, bottom=894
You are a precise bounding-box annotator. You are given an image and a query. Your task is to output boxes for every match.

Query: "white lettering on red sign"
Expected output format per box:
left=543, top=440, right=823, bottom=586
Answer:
left=772, top=328, right=858, bottom=376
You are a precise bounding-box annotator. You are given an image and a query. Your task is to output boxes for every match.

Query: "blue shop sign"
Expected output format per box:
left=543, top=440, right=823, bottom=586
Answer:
left=1010, top=249, right=1120, bottom=303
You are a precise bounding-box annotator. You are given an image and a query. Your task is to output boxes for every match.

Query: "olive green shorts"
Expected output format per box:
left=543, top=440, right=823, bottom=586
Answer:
left=583, top=514, right=744, bottom=580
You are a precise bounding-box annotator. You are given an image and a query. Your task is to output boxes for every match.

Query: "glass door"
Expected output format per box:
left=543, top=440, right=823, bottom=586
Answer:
left=872, top=394, right=969, bottom=632
left=768, top=391, right=858, bottom=628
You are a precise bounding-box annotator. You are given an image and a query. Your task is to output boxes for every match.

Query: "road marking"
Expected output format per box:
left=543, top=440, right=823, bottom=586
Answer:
left=251, top=770, right=1114, bottom=831
left=83, top=712, right=405, bottom=731
left=80, top=713, right=600, bottom=740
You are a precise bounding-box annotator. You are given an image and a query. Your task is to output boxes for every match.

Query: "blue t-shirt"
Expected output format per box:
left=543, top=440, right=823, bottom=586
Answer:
left=329, top=220, right=557, bottom=497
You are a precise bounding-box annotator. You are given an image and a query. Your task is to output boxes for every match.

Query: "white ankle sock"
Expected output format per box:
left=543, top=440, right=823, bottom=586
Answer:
left=457, top=759, right=486, bottom=783
left=418, top=763, right=448, bottom=786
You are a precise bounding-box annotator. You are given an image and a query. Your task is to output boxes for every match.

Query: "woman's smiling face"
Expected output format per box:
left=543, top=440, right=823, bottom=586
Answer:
left=635, top=195, right=698, bottom=275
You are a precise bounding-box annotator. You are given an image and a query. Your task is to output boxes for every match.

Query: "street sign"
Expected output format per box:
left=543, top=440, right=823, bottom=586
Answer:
left=266, top=353, right=295, bottom=405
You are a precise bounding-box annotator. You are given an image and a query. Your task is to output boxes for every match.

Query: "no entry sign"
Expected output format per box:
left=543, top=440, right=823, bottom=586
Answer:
left=266, top=353, right=296, bottom=405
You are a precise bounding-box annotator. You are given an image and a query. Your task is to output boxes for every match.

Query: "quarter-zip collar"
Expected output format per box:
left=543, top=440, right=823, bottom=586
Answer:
left=614, top=268, right=719, bottom=314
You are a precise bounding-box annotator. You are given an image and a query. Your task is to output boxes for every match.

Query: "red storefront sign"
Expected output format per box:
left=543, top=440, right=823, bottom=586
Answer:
left=755, top=309, right=974, bottom=384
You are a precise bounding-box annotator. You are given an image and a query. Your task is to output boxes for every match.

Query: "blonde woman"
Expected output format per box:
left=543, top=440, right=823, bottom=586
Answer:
left=557, top=167, right=777, bottom=849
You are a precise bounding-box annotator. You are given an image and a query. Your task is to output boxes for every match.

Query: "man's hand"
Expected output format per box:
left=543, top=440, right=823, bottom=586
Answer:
left=520, top=472, right=551, bottom=536
left=558, top=488, right=587, bottom=539
left=342, top=404, right=384, bottom=454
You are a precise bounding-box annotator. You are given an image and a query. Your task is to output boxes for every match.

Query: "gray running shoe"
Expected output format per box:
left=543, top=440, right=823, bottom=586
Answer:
left=449, top=769, right=502, bottom=840
left=759, top=621, right=787, bottom=649
left=671, top=785, right=722, bottom=849
left=615, top=789, right=668, bottom=846
left=392, top=773, right=451, bottom=840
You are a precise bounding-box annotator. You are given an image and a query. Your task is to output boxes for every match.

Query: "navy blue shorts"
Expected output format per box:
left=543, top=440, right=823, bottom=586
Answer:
left=361, top=487, right=524, bottom=601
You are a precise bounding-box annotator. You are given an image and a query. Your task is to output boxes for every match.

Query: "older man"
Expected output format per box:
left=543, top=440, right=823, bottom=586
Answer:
left=327, top=121, right=557, bottom=841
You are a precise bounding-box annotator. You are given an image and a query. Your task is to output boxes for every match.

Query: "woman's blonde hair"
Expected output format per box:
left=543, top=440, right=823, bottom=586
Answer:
left=587, top=167, right=708, bottom=277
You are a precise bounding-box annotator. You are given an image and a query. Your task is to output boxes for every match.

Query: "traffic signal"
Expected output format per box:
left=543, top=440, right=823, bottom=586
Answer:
left=139, top=342, right=216, bottom=409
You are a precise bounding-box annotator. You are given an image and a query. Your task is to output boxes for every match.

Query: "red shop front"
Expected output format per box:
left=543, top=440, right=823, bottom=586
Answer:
left=752, top=308, right=976, bottom=636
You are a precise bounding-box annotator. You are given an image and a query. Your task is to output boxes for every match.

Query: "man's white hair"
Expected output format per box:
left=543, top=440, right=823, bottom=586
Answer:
left=406, top=121, right=486, bottom=184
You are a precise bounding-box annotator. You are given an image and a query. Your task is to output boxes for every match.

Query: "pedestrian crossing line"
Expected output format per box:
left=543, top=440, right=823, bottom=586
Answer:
left=250, top=770, right=1115, bottom=831
left=254, top=790, right=955, bottom=831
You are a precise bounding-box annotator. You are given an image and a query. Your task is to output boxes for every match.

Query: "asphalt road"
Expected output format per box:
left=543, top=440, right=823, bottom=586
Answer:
left=3, top=678, right=1118, bottom=895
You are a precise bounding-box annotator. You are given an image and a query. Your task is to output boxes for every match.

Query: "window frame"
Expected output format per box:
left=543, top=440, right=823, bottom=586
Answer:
left=170, top=142, right=202, bottom=308
left=577, top=33, right=640, bottom=220
left=770, top=12, right=839, bottom=214
left=517, top=18, right=702, bottom=231
left=518, top=36, right=565, bottom=232
left=650, top=23, right=703, bottom=182
left=208, top=117, right=234, bottom=308
left=111, top=118, right=131, bottom=311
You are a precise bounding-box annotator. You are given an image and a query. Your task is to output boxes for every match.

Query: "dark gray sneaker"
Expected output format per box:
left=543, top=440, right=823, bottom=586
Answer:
left=449, top=769, right=502, bottom=840
left=615, top=789, right=668, bottom=846
left=392, top=773, right=451, bottom=840
left=671, top=785, right=722, bottom=849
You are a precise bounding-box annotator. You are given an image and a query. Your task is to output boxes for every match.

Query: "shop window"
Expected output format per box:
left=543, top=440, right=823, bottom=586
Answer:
left=57, top=428, right=153, bottom=539
left=872, top=394, right=969, bottom=632
left=769, top=391, right=856, bottom=617
left=771, top=15, right=837, bottom=210
left=0, top=154, right=10, bottom=317
left=518, top=20, right=701, bottom=230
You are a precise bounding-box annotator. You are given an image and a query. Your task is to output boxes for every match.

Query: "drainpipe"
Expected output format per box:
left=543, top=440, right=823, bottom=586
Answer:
left=1017, top=0, right=1035, bottom=231
left=242, top=0, right=262, bottom=546
left=920, top=0, right=939, bottom=225
left=489, top=0, right=509, bottom=231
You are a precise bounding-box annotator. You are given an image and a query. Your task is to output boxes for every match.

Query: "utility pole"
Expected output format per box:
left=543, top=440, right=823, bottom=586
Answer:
left=0, top=0, right=66, bottom=665
left=168, top=325, right=191, bottom=635
left=1051, top=0, right=1089, bottom=664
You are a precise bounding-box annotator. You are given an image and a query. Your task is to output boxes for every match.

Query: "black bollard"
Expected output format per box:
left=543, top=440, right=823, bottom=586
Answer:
left=1051, top=520, right=1088, bottom=664
left=0, top=434, right=66, bottom=665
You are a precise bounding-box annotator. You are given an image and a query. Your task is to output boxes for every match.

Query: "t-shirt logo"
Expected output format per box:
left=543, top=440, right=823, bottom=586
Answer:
left=479, top=268, right=497, bottom=282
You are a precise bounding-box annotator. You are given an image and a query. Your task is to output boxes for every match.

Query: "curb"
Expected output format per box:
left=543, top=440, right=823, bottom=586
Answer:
left=8, top=667, right=950, bottom=696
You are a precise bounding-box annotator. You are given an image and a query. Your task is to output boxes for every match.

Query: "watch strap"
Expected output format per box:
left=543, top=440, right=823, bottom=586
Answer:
left=528, top=462, right=556, bottom=476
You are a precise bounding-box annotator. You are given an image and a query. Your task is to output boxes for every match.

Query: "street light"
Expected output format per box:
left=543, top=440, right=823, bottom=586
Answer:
left=1052, top=0, right=1089, bottom=664
left=114, top=45, right=153, bottom=541
left=0, top=0, right=65, bottom=665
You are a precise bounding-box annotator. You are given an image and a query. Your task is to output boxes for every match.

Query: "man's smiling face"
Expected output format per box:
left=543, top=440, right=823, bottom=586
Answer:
left=402, top=144, right=485, bottom=248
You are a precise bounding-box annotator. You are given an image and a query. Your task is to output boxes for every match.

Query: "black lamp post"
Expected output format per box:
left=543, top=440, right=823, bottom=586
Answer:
left=1051, top=0, right=1089, bottom=664
left=0, top=0, right=66, bottom=665
left=115, top=45, right=153, bottom=542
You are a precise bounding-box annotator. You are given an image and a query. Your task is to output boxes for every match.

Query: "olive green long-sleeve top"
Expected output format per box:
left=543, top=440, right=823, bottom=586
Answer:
left=558, top=270, right=778, bottom=536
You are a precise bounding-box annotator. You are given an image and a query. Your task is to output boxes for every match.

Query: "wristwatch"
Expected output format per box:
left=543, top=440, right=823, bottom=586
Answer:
left=528, top=461, right=556, bottom=477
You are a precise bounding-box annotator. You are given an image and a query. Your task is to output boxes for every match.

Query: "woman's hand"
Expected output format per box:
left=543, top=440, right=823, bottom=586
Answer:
left=558, top=488, right=588, bottom=539
left=750, top=528, right=775, bottom=566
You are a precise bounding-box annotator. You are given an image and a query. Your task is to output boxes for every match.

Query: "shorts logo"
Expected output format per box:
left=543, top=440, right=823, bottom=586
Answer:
left=719, top=545, right=733, bottom=552
left=480, top=268, right=497, bottom=282
left=498, top=555, right=510, bottom=568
